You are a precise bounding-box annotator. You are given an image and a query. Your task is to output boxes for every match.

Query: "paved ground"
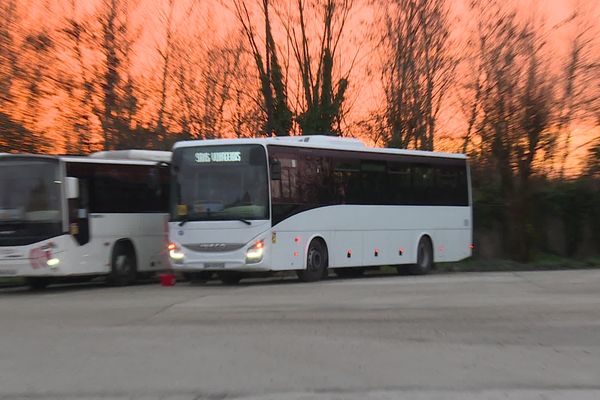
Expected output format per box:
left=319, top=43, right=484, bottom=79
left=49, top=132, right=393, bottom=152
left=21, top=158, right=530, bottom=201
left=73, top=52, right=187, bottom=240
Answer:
left=0, top=270, right=599, bottom=399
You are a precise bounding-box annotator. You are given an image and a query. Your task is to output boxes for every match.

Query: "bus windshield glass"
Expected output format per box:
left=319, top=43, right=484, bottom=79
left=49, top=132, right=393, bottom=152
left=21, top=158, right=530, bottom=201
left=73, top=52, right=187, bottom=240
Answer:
left=171, top=145, right=269, bottom=222
left=0, top=157, right=62, bottom=245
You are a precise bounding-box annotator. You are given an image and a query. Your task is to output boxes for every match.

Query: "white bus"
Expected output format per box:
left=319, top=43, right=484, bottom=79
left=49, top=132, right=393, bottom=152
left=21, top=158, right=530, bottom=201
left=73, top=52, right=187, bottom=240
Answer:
left=0, top=150, right=171, bottom=289
left=168, top=136, right=472, bottom=284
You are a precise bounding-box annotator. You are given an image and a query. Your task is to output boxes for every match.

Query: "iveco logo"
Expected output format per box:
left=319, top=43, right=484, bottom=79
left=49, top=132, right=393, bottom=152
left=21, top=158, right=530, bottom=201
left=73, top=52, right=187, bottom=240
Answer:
left=198, top=243, right=227, bottom=249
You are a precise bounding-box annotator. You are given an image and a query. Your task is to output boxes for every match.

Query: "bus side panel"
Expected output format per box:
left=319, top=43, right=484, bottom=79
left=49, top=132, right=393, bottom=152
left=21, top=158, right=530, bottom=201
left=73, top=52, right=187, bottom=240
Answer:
left=136, top=213, right=169, bottom=271
left=271, top=204, right=472, bottom=270
left=270, top=231, right=304, bottom=270
left=89, top=213, right=168, bottom=273
left=331, top=231, right=363, bottom=268
left=363, top=230, right=416, bottom=267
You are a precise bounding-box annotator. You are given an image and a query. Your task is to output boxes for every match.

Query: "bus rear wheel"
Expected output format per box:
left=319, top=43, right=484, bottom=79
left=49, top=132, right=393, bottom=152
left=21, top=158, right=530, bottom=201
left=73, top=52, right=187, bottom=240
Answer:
left=403, top=236, right=433, bottom=275
left=297, top=239, right=328, bottom=282
left=109, top=243, right=137, bottom=286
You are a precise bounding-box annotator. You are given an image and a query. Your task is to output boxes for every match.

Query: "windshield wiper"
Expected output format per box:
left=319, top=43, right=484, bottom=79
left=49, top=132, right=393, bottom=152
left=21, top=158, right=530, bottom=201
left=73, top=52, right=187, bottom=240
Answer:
left=178, top=216, right=189, bottom=227
left=238, top=219, right=252, bottom=225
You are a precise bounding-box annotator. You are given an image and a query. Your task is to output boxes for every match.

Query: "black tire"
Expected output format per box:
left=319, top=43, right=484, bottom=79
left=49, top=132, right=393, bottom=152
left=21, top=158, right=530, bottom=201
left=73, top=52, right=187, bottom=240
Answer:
left=219, top=271, right=243, bottom=285
left=183, top=271, right=213, bottom=284
left=403, top=236, right=433, bottom=275
left=297, top=239, right=328, bottom=282
left=108, top=243, right=137, bottom=286
left=335, top=267, right=365, bottom=278
left=26, top=277, right=51, bottom=291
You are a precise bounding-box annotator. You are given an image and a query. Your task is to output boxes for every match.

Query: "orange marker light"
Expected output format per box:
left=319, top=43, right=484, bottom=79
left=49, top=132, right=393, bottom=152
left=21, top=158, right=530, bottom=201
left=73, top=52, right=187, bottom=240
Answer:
left=168, top=243, right=176, bottom=251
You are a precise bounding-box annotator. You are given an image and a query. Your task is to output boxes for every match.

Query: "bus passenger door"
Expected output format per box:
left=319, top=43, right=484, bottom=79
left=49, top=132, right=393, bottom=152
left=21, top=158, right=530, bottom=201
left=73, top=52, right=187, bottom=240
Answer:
left=68, top=178, right=90, bottom=246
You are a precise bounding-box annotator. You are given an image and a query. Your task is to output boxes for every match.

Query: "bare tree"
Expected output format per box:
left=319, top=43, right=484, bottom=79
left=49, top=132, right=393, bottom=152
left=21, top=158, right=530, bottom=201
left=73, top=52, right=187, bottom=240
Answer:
left=0, top=0, right=18, bottom=108
left=585, top=136, right=600, bottom=178
left=155, top=0, right=176, bottom=145
left=380, top=0, right=455, bottom=150
left=172, top=22, right=253, bottom=140
left=233, top=0, right=293, bottom=136
left=467, top=2, right=556, bottom=260
left=93, top=0, right=141, bottom=150
left=59, top=0, right=96, bottom=153
left=283, top=0, right=354, bottom=136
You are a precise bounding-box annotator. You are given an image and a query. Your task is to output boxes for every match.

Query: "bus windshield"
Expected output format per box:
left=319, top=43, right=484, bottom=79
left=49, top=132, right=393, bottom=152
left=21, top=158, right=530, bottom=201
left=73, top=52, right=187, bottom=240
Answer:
left=0, top=157, right=63, bottom=245
left=171, top=145, right=269, bottom=222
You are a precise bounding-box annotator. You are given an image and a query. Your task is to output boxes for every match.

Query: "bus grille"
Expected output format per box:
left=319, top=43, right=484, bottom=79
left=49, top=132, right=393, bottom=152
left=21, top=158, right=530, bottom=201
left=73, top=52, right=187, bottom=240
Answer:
left=183, top=243, right=245, bottom=253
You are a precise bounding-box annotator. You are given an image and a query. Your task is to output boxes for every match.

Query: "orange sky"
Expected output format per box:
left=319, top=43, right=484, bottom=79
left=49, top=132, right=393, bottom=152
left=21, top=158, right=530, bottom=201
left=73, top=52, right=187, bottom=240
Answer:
left=8, top=0, right=600, bottom=173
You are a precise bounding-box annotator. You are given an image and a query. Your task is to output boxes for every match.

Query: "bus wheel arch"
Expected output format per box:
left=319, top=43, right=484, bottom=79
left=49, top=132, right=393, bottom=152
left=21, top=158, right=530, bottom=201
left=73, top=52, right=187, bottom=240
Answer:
left=108, top=239, right=137, bottom=286
left=408, top=234, right=434, bottom=275
left=297, top=236, right=328, bottom=282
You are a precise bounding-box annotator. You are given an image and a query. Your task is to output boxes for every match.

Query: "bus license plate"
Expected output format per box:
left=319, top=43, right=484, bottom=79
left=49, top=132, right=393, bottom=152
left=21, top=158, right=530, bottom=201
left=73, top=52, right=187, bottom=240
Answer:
left=204, top=263, right=225, bottom=269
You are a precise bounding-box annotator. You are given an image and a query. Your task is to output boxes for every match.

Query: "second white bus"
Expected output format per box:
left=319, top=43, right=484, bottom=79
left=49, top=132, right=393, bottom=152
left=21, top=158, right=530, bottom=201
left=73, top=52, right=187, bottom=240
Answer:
left=168, top=136, right=472, bottom=284
left=0, top=150, right=170, bottom=289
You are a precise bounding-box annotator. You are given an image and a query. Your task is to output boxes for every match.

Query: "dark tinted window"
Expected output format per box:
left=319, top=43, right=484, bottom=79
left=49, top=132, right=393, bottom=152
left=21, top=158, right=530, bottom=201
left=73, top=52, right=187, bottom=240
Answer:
left=67, top=162, right=169, bottom=213
left=267, top=145, right=469, bottom=224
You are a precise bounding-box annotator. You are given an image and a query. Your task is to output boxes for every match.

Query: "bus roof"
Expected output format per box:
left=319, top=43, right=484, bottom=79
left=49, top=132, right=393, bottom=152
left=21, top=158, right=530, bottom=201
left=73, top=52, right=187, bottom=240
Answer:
left=1, top=151, right=171, bottom=165
left=88, top=150, right=171, bottom=163
left=172, top=136, right=467, bottom=159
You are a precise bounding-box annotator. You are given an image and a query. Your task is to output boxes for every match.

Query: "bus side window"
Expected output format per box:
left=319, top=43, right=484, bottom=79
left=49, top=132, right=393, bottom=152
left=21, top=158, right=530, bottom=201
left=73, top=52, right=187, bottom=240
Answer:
left=360, top=160, right=388, bottom=204
left=388, top=162, right=412, bottom=205
left=412, top=164, right=434, bottom=205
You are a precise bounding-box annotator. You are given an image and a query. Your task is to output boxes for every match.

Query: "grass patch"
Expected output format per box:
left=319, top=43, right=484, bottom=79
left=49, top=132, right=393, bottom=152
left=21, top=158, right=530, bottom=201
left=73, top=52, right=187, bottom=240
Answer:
left=437, top=254, right=600, bottom=273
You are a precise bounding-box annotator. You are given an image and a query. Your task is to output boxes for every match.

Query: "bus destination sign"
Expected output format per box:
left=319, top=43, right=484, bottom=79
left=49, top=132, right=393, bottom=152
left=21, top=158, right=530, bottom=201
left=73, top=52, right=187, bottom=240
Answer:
left=195, top=151, right=242, bottom=163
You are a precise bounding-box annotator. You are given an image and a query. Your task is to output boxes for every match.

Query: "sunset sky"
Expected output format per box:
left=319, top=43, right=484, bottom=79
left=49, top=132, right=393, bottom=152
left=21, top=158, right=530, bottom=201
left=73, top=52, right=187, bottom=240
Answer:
left=3, top=0, right=599, bottom=173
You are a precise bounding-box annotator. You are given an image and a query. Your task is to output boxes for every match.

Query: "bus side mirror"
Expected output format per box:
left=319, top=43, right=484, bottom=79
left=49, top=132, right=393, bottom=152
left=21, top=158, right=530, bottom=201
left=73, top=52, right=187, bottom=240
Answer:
left=270, top=161, right=281, bottom=180
left=66, top=177, right=79, bottom=199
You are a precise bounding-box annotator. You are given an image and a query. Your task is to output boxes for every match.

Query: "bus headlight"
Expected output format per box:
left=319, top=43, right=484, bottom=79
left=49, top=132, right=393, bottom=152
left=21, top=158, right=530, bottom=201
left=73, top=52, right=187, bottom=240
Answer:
left=245, top=240, right=264, bottom=264
left=46, top=258, right=60, bottom=268
left=168, top=243, right=184, bottom=263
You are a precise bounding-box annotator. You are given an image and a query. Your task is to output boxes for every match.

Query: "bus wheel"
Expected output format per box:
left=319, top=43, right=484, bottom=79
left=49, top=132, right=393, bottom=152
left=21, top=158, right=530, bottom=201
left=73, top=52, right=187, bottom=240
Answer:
left=109, top=244, right=137, bottom=286
left=335, top=268, right=365, bottom=278
left=405, top=236, right=433, bottom=275
left=26, top=277, right=50, bottom=291
left=297, top=239, right=328, bottom=282
left=219, top=271, right=242, bottom=285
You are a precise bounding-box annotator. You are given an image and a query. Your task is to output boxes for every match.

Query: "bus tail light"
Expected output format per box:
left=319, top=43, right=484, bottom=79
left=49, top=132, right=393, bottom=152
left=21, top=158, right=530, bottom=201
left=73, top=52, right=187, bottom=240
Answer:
left=246, top=240, right=265, bottom=264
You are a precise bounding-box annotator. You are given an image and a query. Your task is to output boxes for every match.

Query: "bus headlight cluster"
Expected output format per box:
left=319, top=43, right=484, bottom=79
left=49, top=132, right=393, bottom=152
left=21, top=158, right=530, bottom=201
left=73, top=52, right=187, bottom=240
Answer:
left=46, top=258, right=60, bottom=268
left=245, top=240, right=264, bottom=264
left=168, top=243, right=184, bottom=263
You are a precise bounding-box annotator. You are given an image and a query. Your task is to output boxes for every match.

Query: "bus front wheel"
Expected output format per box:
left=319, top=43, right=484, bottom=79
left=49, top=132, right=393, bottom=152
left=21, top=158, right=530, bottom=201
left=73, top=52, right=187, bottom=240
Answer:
left=109, top=243, right=137, bottom=286
left=403, top=236, right=433, bottom=275
left=297, top=239, right=328, bottom=282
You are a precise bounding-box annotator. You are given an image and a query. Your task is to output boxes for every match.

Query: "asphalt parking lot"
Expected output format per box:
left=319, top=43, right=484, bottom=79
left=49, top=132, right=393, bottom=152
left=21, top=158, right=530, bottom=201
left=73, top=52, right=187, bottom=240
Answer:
left=1, top=269, right=600, bottom=399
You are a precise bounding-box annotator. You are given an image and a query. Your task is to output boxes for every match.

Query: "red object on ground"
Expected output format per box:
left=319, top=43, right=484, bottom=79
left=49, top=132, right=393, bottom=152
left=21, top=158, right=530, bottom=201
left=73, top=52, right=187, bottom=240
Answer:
left=159, top=273, right=176, bottom=286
